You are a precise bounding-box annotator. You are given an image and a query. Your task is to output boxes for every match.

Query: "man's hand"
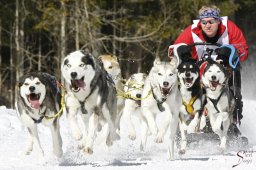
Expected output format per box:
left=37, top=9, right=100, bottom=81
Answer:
left=177, top=45, right=192, bottom=62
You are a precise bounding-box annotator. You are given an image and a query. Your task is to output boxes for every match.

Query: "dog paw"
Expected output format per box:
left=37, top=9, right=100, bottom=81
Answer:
left=73, top=132, right=83, bottom=141
left=83, top=147, right=93, bottom=155
left=187, top=124, right=196, bottom=134
left=140, top=144, right=145, bottom=152
left=155, top=133, right=164, bottom=143
left=128, top=134, right=136, bottom=141
left=106, top=139, right=113, bottom=146
left=178, top=149, right=186, bottom=155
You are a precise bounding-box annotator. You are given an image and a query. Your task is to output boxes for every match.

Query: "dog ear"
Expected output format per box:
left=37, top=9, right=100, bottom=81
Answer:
left=153, top=57, right=162, bottom=66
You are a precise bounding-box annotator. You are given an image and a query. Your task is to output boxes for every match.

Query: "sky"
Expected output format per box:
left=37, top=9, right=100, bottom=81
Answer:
left=0, top=97, right=255, bottom=170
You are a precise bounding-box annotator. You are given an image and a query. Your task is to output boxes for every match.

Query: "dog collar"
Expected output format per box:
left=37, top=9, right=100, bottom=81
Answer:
left=182, top=96, right=197, bottom=115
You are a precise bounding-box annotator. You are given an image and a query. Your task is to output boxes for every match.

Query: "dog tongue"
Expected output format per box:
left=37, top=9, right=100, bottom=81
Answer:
left=72, top=80, right=85, bottom=87
left=31, top=100, right=40, bottom=109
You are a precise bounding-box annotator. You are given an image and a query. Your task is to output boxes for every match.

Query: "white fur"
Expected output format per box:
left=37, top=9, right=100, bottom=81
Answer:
left=141, top=57, right=182, bottom=160
left=121, top=73, right=147, bottom=140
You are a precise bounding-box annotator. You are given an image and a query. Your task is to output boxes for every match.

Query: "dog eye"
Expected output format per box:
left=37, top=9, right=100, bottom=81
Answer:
left=79, top=64, right=85, bottom=67
left=36, top=82, right=41, bottom=85
left=158, top=73, right=162, bottom=76
left=67, top=64, right=71, bottom=68
left=108, top=66, right=113, bottom=69
left=24, top=83, right=29, bottom=86
left=169, top=73, right=173, bottom=76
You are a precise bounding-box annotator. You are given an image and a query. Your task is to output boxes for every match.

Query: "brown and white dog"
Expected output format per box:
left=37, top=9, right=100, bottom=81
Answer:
left=99, top=54, right=125, bottom=118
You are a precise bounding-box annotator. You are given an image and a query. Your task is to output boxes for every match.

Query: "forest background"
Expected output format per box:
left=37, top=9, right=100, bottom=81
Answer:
left=0, top=0, right=255, bottom=108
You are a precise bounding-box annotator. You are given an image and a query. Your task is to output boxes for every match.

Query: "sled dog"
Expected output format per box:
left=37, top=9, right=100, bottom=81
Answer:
left=98, top=54, right=125, bottom=117
left=177, top=60, right=203, bottom=154
left=16, top=72, right=63, bottom=161
left=61, top=51, right=121, bottom=154
left=121, top=73, right=147, bottom=140
left=201, top=59, right=235, bottom=151
left=141, top=57, right=181, bottom=160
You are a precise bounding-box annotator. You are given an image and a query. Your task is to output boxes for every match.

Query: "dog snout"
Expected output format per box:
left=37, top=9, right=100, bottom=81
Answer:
left=136, top=94, right=141, bottom=98
left=71, top=72, right=77, bottom=79
left=185, top=71, right=191, bottom=77
left=163, top=81, right=169, bottom=87
left=211, top=75, right=216, bottom=81
left=29, top=86, right=35, bottom=92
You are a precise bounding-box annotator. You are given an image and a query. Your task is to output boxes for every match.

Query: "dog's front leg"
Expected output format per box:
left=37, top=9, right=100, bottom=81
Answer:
left=187, top=112, right=199, bottom=134
left=49, top=118, right=63, bottom=158
left=122, top=106, right=136, bottom=140
left=84, top=113, right=99, bottom=154
left=21, top=113, right=44, bottom=160
left=140, top=117, right=149, bottom=151
left=168, top=114, right=179, bottom=160
left=65, top=95, right=82, bottom=140
left=142, top=107, right=158, bottom=135
left=178, top=118, right=187, bottom=155
left=155, top=104, right=172, bottom=143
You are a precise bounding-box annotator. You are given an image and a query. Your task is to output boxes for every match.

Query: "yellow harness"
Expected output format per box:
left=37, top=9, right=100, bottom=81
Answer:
left=182, top=96, right=197, bottom=116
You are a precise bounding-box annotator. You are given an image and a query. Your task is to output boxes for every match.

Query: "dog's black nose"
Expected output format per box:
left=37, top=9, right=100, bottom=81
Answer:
left=185, top=72, right=191, bottom=77
left=163, top=81, right=169, bottom=87
left=211, top=75, right=216, bottom=81
left=71, top=72, right=77, bottom=79
left=136, top=94, right=141, bottom=98
left=29, top=86, right=35, bottom=92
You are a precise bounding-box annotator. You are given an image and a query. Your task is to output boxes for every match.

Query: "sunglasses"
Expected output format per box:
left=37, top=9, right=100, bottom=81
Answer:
left=200, top=19, right=218, bottom=25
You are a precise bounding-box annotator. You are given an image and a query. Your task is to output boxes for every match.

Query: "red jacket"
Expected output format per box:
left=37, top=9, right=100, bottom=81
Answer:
left=173, top=20, right=248, bottom=61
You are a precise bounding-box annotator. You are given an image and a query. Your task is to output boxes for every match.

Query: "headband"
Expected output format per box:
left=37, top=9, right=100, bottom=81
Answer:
left=199, top=9, right=222, bottom=20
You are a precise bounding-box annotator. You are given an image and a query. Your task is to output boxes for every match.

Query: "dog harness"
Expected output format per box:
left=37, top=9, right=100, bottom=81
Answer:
left=207, top=89, right=225, bottom=113
left=182, top=96, right=197, bottom=115
left=152, top=90, right=167, bottom=112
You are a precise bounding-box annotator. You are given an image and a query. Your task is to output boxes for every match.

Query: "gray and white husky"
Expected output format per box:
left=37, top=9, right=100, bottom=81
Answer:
left=201, top=59, right=235, bottom=151
left=61, top=51, right=121, bottom=154
left=16, top=72, right=63, bottom=162
left=141, top=57, right=181, bottom=160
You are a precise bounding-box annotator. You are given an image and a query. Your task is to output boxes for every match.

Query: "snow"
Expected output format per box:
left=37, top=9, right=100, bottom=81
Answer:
left=0, top=99, right=255, bottom=170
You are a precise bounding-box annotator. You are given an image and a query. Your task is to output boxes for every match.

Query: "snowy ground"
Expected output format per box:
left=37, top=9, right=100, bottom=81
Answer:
left=0, top=99, right=255, bottom=170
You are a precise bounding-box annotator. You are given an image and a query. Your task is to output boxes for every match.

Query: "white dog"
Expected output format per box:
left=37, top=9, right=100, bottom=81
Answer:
left=61, top=51, right=121, bottom=154
left=121, top=73, right=147, bottom=140
left=141, top=57, right=181, bottom=160
left=201, top=59, right=235, bottom=151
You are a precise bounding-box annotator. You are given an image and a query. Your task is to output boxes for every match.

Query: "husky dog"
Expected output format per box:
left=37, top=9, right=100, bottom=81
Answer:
left=98, top=54, right=125, bottom=118
left=16, top=72, right=63, bottom=161
left=61, top=51, right=121, bottom=154
left=177, top=60, right=203, bottom=154
left=141, top=57, right=181, bottom=160
left=201, top=59, right=234, bottom=151
left=121, top=73, right=147, bottom=140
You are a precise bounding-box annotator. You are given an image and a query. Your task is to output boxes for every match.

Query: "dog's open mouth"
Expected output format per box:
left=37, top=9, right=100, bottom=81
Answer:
left=210, top=80, right=219, bottom=90
left=27, top=93, right=41, bottom=109
left=160, top=86, right=171, bottom=97
left=183, top=77, right=193, bottom=87
left=135, top=100, right=141, bottom=107
left=71, top=77, right=85, bottom=92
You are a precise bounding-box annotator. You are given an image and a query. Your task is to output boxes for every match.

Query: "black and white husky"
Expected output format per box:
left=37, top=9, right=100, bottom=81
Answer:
left=177, top=60, right=203, bottom=154
left=16, top=72, right=63, bottom=162
left=141, top=57, right=181, bottom=160
left=61, top=51, right=121, bottom=154
left=121, top=73, right=147, bottom=140
left=201, top=59, right=235, bottom=151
